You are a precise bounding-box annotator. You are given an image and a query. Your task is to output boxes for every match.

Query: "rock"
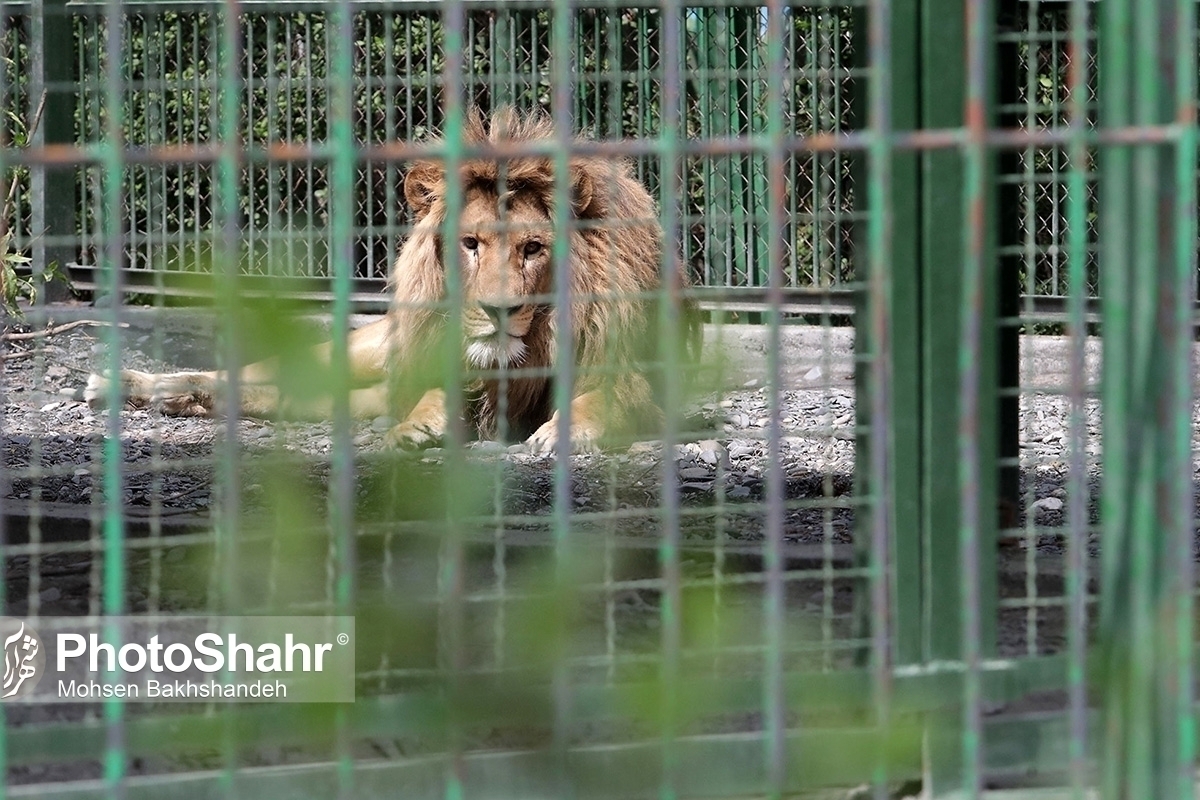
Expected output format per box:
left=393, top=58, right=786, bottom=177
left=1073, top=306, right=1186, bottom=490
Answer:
left=470, top=439, right=506, bottom=453
left=628, top=441, right=661, bottom=457
left=1030, top=497, right=1064, bottom=513
left=804, top=365, right=822, bottom=381
left=38, top=587, right=61, bottom=604
left=165, top=547, right=188, bottom=564
left=679, top=466, right=710, bottom=480
left=371, top=416, right=395, bottom=432
left=697, top=439, right=725, bottom=466
left=728, top=442, right=756, bottom=460
left=743, top=379, right=760, bottom=388
left=728, top=486, right=751, bottom=499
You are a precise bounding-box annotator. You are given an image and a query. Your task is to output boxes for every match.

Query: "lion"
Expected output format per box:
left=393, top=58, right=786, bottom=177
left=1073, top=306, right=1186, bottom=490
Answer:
left=84, top=106, right=699, bottom=454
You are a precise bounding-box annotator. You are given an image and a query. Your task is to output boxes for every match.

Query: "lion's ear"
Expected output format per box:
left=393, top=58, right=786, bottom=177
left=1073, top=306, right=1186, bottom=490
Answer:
left=569, top=163, right=596, bottom=218
left=404, top=161, right=443, bottom=217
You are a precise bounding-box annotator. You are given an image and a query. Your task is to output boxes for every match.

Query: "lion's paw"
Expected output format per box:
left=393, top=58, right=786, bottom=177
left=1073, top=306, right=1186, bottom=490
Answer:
left=84, top=370, right=210, bottom=416
left=385, top=420, right=445, bottom=451
left=526, top=416, right=601, bottom=456
left=84, top=369, right=154, bottom=410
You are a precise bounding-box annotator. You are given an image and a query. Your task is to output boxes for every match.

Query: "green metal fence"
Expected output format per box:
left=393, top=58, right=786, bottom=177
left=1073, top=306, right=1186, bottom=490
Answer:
left=33, top=0, right=858, bottom=308
left=0, top=0, right=1196, bottom=797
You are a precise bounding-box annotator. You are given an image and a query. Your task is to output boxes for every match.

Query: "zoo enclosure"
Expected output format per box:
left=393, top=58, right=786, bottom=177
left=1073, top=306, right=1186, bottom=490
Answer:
left=0, top=0, right=1195, bottom=799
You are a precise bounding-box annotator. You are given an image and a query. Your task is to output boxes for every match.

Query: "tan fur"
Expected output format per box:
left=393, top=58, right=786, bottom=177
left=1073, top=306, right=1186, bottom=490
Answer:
left=84, top=106, right=698, bottom=454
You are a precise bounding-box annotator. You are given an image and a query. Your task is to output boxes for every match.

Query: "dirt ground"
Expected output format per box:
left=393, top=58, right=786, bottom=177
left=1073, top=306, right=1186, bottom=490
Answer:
left=0, top=302, right=1129, bottom=793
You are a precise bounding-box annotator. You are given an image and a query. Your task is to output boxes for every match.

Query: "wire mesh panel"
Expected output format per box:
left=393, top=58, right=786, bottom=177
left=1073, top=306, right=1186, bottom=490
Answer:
left=0, top=0, right=908, bottom=797
left=2, top=0, right=1197, bottom=797
left=63, top=2, right=862, bottom=309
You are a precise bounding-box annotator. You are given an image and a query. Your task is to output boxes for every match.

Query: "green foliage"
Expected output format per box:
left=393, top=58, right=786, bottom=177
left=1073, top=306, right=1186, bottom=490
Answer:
left=0, top=242, right=62, bottom=316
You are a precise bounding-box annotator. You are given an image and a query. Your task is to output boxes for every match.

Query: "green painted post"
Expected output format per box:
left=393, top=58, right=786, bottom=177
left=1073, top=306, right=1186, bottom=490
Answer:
left=921, top=0, right=997, bottom=667
left=920, top=0, right=999, bottom=792
left=1096, top=1, right=1196, bottom=797
left=727, top=12, right=750, bottom=287
left=491, top=9, right=514, bottom=107
left=854, top=0, right=922, bottom=671
left=29, top=0, right=76, bottom=300
left=700, top=8, right=734, bottom=287
left=747, top=10, right=769, bottom=289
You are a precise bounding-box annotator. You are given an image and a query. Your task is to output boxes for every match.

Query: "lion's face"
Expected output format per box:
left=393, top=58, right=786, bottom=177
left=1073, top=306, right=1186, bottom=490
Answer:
left=455, top=187, right=555, bottom=367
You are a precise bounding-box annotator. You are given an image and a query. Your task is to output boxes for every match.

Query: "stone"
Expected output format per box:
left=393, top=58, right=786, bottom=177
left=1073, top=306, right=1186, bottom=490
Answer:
left=1030, top=497, right=1064, bottom=513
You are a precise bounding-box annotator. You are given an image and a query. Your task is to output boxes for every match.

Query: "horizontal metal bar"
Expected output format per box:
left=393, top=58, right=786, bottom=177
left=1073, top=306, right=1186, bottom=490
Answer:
left=2, top=654, right=1076, bottom=776
left=3, top=124, right=1186, bottom=169
left=9, top=727, right=913, bottom=799
left=65, top=265, right=1200, bottom=322
left=60, top=0, right=866, bottom=9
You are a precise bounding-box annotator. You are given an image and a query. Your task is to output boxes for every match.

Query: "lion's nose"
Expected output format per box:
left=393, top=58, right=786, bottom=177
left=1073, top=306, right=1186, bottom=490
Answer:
left=479, top=303, right=521, bottom=327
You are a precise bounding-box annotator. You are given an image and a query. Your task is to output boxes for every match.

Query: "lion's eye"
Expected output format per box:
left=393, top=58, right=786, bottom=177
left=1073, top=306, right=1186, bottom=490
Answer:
left=462, top=236, right=479, bottom=251
left=523, top=241, right=543, bottom=258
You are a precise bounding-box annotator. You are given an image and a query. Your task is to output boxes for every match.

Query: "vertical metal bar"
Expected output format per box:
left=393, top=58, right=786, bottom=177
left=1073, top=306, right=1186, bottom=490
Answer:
left=657, top=0, right=683, bottom=796
left=761, top=0, right=786, bottom=793
left=29, top=0, right=75, bottom=302
left=439, top=1, right=467, bottom=797
left=855, top=0, right=919, bottom=672
left=381, top=13, right=397, bottom=270
left=1098, top=0, right=1196, bottom=797
left=266, top=14, right=279, bottom=275
left=727, top=11, right=748, bottom=286
left=865, top=0, right=894, bottom=793
left=1169, top=0, right=1197, bottom=792
left=549, top=0, right=577, bottom=792
left=1169, top=2, right=1197, bottom=796
left=100, top=0, right=127, bottom=793
left=492, top=9, right=512, bottom=107
left=922, top=0, right=996, bottom=667
left=959, top=0, right=991, bottom=794
left=330, top=0, right=357, bottom=795
left=213, top=3, right=243, bottom=793
left=1064, top=0, right=1090, bottom=795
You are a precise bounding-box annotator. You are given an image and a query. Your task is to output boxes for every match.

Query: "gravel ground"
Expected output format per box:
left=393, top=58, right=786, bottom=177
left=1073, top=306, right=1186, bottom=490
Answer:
left=0, top=303, right=1173, bottom=793
left=0, top=308, right=1131, bottom=642
left=1, top=307, right=861, bottom=533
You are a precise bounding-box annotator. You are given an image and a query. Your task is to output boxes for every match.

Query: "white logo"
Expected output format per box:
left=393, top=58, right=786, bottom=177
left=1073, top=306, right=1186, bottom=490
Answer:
left=0, top=619, right=43, bottom=699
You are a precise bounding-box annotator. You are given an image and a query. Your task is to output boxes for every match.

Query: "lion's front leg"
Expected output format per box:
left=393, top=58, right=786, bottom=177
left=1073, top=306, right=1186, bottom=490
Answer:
left=385, top=388, right=449, bottom=450
left=526, top=391, right=610, bottom=455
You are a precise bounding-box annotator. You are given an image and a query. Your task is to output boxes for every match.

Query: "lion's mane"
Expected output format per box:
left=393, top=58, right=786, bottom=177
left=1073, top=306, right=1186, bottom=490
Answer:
left=386, top=105, right=694, bottom=442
